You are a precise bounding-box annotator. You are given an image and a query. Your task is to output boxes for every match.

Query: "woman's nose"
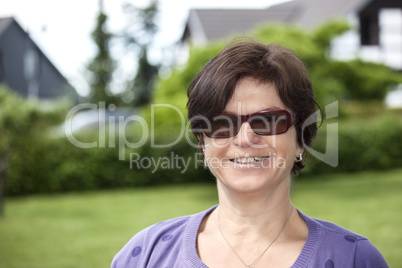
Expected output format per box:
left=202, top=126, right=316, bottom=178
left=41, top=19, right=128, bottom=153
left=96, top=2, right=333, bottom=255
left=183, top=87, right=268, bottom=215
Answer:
left=232, top=122, right=262, bottom=147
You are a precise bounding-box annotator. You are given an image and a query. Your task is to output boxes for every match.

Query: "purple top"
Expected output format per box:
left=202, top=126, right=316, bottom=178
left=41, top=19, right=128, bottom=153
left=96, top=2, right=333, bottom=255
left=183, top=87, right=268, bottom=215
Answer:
left=111, top=205, right=388, bottom=268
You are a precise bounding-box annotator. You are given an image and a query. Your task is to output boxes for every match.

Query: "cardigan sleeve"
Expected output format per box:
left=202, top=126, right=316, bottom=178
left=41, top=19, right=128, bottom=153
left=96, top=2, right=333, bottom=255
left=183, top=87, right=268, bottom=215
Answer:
left=354, top=239, right=389, bottom=268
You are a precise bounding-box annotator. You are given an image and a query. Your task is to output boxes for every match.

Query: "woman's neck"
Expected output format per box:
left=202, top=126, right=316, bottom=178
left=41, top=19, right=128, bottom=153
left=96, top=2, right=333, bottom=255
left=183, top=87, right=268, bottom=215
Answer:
left=215, top=178, right=294, bottom=241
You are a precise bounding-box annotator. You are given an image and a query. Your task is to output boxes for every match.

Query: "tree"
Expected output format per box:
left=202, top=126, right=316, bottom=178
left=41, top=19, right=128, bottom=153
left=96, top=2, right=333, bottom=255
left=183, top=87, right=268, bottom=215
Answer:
left=86, top=0, right=118, bottom=105
left=121, top=0, right=160, bottom=107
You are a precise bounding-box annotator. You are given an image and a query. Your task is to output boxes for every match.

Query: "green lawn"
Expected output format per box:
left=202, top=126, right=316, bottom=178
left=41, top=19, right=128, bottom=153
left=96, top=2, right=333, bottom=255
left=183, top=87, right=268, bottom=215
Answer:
left=0, top=169, right=401, bottom=267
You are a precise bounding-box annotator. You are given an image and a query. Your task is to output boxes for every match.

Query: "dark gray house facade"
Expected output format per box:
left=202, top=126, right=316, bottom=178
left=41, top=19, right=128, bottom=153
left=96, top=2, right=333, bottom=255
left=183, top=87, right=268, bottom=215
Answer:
left=0, top=17, right=73, bottom=99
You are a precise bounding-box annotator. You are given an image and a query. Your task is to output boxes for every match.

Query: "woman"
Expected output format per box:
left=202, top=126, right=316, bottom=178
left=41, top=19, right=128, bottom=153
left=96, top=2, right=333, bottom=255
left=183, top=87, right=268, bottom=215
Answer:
left=112, top=39, right=388, bottom=267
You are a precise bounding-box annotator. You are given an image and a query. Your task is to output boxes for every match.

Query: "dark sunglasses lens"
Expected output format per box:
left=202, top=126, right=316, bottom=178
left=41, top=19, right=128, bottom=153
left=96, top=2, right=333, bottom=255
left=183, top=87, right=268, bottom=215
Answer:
left=208, top=115, right=239, bottom=138
left=249, top=111, right=289, bottom=135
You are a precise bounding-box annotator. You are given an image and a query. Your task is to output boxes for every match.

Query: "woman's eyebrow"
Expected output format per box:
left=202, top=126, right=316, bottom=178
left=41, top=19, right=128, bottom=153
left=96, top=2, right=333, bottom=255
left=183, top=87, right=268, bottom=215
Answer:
left=260, top=106, right=283, bottom=111
left=221, top=107, right=284, bottom=114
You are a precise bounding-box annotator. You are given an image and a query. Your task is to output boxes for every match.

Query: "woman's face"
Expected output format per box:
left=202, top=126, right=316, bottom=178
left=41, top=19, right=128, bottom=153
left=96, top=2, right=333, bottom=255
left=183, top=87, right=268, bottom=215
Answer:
left=203, top=77, right=302, bottom=194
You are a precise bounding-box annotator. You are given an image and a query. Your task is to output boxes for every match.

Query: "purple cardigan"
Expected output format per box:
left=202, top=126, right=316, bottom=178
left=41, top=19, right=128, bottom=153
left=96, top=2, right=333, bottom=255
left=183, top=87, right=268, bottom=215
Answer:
left=111, top=205, right=388, bottom=268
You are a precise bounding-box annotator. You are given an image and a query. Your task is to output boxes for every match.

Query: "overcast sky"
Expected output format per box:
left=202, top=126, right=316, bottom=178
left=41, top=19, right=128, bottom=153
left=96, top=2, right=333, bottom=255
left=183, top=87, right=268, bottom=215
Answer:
left=0, top=0, right=288, bottom=95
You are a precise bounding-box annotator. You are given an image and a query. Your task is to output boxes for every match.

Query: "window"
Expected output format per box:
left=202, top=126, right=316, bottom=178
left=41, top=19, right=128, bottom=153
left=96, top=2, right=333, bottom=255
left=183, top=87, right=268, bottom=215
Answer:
left=360, top=12, right=380, bottom=45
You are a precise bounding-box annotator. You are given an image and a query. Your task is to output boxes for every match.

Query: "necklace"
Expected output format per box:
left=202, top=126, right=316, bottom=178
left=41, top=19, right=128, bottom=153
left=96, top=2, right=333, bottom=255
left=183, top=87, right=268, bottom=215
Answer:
left=217, top=205, right=293, bottom=268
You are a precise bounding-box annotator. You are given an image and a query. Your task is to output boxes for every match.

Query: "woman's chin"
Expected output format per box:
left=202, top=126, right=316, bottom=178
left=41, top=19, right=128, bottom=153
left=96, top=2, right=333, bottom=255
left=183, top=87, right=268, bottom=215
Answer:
left=217, top=172, right=274, bottom=194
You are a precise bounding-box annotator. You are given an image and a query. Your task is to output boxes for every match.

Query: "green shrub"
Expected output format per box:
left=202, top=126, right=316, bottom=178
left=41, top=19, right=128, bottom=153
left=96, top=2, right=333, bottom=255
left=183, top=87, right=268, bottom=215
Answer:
left=301, top=113, right=402, bottom=176
left=5, top=130, right=212, bottom=196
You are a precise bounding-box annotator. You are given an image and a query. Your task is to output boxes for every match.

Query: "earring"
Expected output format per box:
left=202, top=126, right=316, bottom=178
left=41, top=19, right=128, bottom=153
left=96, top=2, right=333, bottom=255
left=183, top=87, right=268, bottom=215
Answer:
left=295, top=153, right=303, bottom=162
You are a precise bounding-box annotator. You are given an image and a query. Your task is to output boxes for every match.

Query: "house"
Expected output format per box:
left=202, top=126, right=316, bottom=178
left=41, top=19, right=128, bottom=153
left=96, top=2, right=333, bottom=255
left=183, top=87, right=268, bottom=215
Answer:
left=181, top=0, right=402, bottom=70
left=0, top=17, right=74, bottom=99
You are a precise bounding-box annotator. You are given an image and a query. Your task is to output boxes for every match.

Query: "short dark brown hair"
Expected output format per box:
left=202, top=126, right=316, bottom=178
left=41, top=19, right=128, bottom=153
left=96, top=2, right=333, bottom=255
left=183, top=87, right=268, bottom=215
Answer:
left=187, top=38, right=321, bottom=175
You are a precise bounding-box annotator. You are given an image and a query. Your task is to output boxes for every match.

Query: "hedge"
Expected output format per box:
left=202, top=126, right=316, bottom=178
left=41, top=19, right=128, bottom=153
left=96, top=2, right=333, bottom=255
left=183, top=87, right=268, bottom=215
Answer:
left=301, top=112, right=402, bottom=176
left=4, top=111, right=402, bottom=196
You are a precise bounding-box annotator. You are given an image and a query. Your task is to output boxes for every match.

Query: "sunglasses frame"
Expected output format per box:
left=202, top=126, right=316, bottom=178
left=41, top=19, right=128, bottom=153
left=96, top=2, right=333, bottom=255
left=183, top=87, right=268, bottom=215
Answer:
left=199, top=109, right=294, bottom=139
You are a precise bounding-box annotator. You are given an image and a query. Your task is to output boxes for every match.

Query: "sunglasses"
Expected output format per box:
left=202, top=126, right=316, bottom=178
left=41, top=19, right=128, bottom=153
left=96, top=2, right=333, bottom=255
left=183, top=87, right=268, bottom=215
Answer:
left=194, top=110, right=294, bottom=139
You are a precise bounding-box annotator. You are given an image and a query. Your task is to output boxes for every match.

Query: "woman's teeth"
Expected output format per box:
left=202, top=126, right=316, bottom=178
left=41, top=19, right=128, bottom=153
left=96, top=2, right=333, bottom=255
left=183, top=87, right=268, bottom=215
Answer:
left=231, top=156, right=269, bottom=164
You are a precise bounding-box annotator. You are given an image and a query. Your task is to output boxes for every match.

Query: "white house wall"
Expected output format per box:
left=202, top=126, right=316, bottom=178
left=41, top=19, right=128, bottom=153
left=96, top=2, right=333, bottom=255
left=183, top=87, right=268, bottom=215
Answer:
left=380, top=8, right=402, bottom=70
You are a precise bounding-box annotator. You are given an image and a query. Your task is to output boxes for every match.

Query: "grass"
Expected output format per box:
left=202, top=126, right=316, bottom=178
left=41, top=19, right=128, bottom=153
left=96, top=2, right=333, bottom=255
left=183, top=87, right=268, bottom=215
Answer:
left=0, top=169, right=401, bottom=267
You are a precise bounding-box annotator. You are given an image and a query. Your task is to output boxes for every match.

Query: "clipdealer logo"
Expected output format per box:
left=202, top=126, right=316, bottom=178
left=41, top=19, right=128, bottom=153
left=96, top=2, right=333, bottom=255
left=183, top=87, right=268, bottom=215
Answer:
left=65, top=101, right=338, bottom=168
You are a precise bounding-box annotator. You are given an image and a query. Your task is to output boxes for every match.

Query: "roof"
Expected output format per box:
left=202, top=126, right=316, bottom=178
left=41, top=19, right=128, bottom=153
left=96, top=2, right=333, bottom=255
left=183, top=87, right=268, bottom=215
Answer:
left=183, top=1, right=299, bottom=43
left=0, top=17, right=71, bottom=90
left=288, top=0, right=372, bottom=28
left=0, top=17, right=14, bottom=36
left=182, top=0, right=373, bottom=42
left=188, top=3, right=298, bottom=41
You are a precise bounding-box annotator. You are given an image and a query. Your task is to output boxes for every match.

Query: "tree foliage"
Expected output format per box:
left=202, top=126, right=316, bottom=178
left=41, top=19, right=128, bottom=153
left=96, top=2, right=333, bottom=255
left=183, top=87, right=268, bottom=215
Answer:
left=86, top=0, right=118, bottom=105
left=121, top=0, right=160, bottom=107
left=85, top=0, right=161, bottom=107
